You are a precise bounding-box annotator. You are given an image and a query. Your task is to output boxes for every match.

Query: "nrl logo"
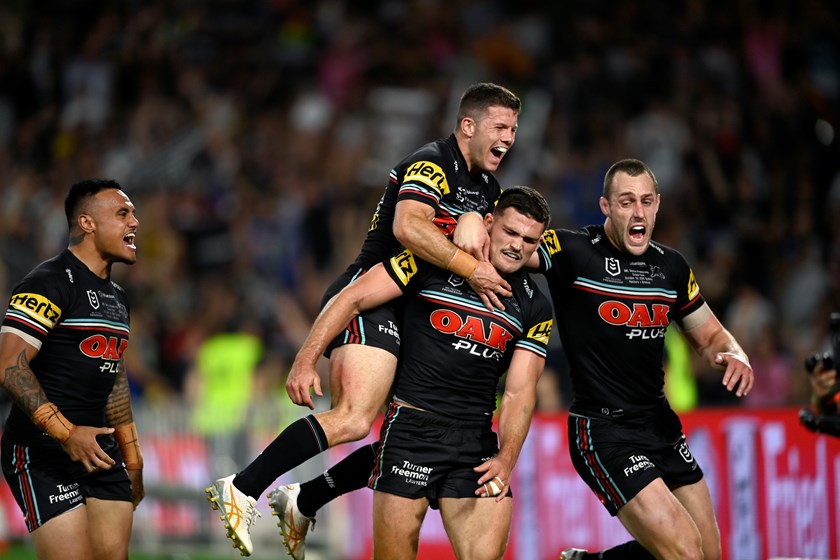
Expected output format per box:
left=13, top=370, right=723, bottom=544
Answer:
left=605, top=257, right=621, bottom=276
left=87, top=290, right=100, bottom=309
left=677, top=441, right=694, bottom=464
left=448, top=274, right=465, bottom=287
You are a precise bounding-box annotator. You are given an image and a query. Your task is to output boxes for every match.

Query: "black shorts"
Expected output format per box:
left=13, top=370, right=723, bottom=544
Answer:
left=323, top=266, right=401, bottom=359
left=368, top=403, right=509, bottom=508
left=1, top=433, right=132, bottom=532
left=568, top=412, right=703, bottom=516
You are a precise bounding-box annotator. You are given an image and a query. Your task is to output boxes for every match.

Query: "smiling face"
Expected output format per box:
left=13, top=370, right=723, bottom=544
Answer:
left=461, top=105, right=518, bottom=173
left=485, top=206, right=545, bottom=276
left=600, top=170, right=660, bottom=256
left=85, top=189, right=139, bottom=265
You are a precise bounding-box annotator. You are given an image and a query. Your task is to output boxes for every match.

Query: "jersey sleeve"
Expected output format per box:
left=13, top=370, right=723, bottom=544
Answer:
left=383, top=248, right=433, bottom=296
left=670, top=250, right=706, bottom=321
left=1, top=272, right=67, bottom=350
left=535, top=229, right=562, bottom=273
left=514, top=280, right=554, bottom=359
left=394, top=151, right=451, bottom=211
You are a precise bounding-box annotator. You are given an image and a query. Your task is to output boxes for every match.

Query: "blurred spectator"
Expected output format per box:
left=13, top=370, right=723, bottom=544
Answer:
left=0, top=0, right=836, bottom=413
left=184, top=286, right=265, bottom=475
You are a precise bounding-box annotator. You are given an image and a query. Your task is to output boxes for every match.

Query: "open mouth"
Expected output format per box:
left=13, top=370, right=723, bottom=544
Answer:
left=124, top=233, right=136, bottom=250
left=491, top=146, right=508, bottom=158
left=629, top=225, right=646, bottom=242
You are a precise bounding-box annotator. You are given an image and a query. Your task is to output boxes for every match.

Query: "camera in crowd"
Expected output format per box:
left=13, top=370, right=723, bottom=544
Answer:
left=799, top=313, right=840, bottom=437
left=805, top=351, right=834, bottom=374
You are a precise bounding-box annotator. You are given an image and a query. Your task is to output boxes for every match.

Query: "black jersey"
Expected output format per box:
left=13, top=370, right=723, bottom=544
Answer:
left=353, top=134, right=502, bottom=269
left=535, top=225, right=705, bottom=422
left=383, top=249, right=553, bottom=421
left=1, top=249, right=130, bottom=442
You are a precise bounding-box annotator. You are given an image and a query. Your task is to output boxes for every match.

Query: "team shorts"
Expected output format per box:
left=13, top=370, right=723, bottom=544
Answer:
left=322, top=266, right=402, bottom=359
left=368, top=403, right=510, bottom=508
left=2, top=433, right=132, bottom=532
left=567, top=412, right=703, bottom=516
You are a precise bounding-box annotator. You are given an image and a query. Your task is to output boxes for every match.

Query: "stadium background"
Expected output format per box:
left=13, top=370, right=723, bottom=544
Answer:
left=0, top=0, right=838, bottom=558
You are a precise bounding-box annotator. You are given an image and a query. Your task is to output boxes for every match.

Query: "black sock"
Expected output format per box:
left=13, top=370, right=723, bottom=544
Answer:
left=233, top=415, right=329, bottom=499
left=595, top=540, right=655, bottom=559
left=297, top=441, right=379, bottom=518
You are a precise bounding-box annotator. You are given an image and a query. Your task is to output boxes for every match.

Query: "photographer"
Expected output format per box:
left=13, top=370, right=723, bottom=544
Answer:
left=800, top=313, right=840, bottom=437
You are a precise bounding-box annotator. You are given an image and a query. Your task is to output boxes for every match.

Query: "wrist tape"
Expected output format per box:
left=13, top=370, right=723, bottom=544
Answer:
left=446, top=249, right=478, bottom=279
left=114, top=422, right=144, bottom=470
left=32, top=402, right=77, bottom=443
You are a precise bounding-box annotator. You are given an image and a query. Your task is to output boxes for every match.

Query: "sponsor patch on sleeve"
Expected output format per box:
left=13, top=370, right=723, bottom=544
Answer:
left=687, top=269, right=700, bottom=300
left=541, top=230, right=561, bottom=256
left=526, top=319, right=553, bottom=345
left=389, top=250, right=418, bottom=286
left=8, top=293, right=62, bottom=328
left=404, top=161, right=450, bottom=196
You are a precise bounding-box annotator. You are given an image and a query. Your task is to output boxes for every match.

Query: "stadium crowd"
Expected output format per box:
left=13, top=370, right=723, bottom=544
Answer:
left=0, top=0, right=838, bottom=414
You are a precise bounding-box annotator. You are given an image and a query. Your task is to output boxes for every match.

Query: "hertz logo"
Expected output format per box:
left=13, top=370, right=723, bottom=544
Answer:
left=540, top=230, right=561, bottom=256
left=368, top=212, right=380, bottom=232
left=527, top=320, right=553, bottom=345
left=687, top=269, right=700, bottom=300
left=389, top=250, right=418, bottom=286
left=404, top=161, right=450, bottom=196
left=9, top=293, right=62, bottom=328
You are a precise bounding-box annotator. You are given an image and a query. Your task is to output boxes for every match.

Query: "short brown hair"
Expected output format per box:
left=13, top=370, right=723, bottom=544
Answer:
left=602, top=158, right=658, bottom=198
left=494, top=186, right=550, bottom=227
left=456, top=83, right=521, bottom=127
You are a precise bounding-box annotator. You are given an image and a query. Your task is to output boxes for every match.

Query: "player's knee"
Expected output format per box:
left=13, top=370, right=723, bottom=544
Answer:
left=468, top=539, right=508, bottom=560
left=326, top=408, right=375, bottom=442
left=669, top=533, right=702, bottom=560
left=342, top=414, right=375, bottom=441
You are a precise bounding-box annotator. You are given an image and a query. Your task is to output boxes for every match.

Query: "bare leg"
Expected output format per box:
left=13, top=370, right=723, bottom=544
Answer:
left=31, top=500, right=131, bottom=560
left=439, top=496, right=511, bottom=560
left=372, top=491, right=428, bottom=559
left=671, top=479, right=721, bottom=560
left=616, top=478, right=702, bottom=560
left=316, top=345, right=398, bottom=446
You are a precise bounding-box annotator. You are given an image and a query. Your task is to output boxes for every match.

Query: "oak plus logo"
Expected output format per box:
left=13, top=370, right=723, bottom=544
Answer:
left=80, top=335, right=128, bottom=374
left=598, top=301, right=670, bottom=340
left=430, top=310, right=511, bottom=361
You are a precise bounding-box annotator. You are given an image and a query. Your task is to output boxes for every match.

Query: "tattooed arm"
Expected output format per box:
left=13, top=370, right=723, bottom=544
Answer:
left=0, top=331, right=116, bottom=471
left=107, top=357, right=145, bottom=507
left=104, top=357, right=134, bottom=427
left=0, top=333, right=50, bottom=414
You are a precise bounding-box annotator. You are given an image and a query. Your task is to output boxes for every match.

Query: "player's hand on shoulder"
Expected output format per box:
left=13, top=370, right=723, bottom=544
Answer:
left=286, top=361, right=322, bottom=410
left=62, top=425, right=117, bottom=472
left=717, top=351, right=754, bottom=397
